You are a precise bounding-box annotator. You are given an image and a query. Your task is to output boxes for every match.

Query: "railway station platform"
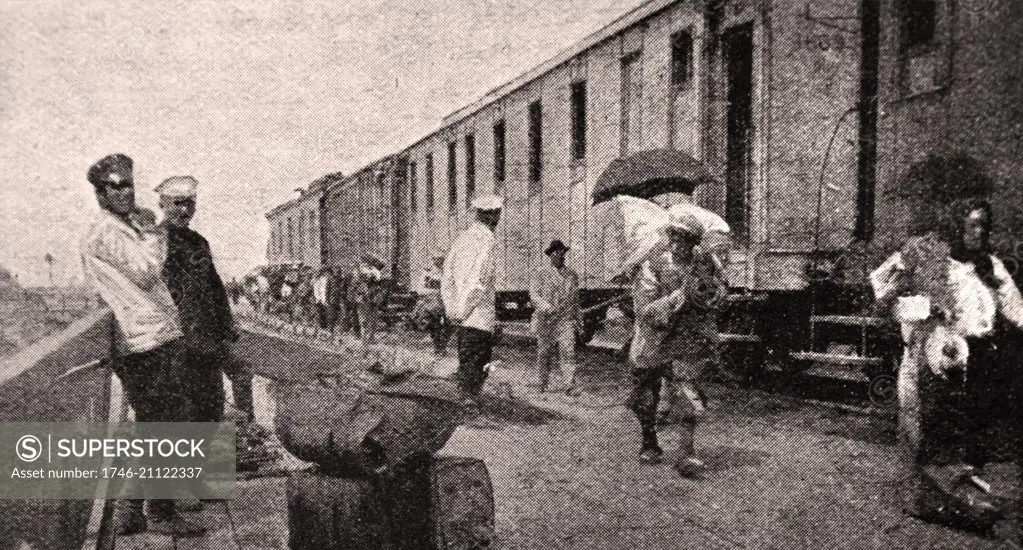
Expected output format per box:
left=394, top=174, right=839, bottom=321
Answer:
left=0, top=307, right=1017, bottom=549
left=98, top=313, right=1021, bottom=549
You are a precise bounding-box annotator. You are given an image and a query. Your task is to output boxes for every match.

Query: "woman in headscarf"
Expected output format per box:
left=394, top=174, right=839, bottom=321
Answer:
left=870, top=158, right=1023, bottom=528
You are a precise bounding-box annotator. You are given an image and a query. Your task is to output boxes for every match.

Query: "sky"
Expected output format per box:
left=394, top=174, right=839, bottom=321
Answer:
left=0, top=0, right=638, bottom=286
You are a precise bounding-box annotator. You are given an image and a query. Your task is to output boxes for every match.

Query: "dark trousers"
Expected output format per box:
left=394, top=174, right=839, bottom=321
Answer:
left=316, top=303, right=330, bottom=330
left=428, top=311, right=452, bottom=353
left=182, top=344, right=255, bottom=424
left=110, top=339, right=191, bottom=519
left=456, top=326, right=493, bottom=395
left=918, top=336, right=1006, bottom=468
left=628, top=364, right=670, bottom=449
left=341, top=301, right=360, bottom=335
left=224, top=358, right=255, bottom=422
left=181, top=344, right=229, bottom=424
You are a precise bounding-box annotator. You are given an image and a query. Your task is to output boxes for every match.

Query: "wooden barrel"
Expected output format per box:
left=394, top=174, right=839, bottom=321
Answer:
left=430, top=457, right=495, bottom=550
left=286, top=455, right=494, bottom=550
left=287, top=472, right=394, bottom=550
left=275, top=376, right=464, bottom=476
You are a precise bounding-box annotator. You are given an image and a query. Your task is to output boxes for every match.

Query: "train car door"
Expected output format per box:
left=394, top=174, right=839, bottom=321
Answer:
left=391, top=158, right=411, bottom=288
left=723, top=22, right=754, bottom=246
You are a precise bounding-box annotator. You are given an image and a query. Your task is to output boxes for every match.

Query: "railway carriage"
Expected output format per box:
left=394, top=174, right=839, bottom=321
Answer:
left=315, top=0, right=1022, bottom=381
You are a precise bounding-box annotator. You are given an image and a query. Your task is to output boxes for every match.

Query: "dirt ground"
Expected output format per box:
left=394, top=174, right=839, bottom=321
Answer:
left=219, top=321, right=1021, bottom=550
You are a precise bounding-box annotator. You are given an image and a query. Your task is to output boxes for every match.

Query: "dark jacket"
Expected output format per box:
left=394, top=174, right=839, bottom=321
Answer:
left=162, top=225, right=235, bottom=344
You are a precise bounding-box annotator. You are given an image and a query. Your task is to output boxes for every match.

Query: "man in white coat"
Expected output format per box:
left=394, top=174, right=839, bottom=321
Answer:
left=441, top=194, right=502, bottom=395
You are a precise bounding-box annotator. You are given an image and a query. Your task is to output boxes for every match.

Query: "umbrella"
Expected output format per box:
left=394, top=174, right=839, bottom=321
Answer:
left=592, top=149, right=716, bottom=206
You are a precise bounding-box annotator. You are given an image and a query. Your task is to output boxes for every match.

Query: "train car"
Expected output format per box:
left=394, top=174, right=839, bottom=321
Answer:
left=321, top=156, right=411, bottom=287
left=392, top=0, right=866, bottom=356
left=311, top=0, right=1021, bottom=381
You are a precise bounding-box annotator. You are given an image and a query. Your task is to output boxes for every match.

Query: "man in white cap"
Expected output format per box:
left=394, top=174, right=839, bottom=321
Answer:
left=628, top=209, right=720, bottom=477
left=156, top=176, right=253, bottom=506
left=80, top=156, right=204, bottom=537
left=442, top=194, right=503, bottom=395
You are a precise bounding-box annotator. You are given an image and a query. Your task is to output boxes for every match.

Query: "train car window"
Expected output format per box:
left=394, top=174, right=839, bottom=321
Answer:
left=409, top=161, right=418, bottom=212
left=287, top=217, right=294, bottom=257
left=493, top=120, right=506, bottom=192
left=620, top=52, right=643, bottom=155
left=465, top=134, right=476, bottom=206
left=570, top=81, right=587, bottom=161
left=671, top=29, right=694, bottom=88
left=425, top=153, right=435, bottom=212
left=900, top=0, right=937, bottom=53
left=447, top=141, right=458, bottom=214
left=528, top=100, right=543, bottom=194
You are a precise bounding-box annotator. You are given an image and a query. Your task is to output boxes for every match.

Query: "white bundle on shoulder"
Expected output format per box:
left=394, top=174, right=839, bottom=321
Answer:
left=608, top=196, right=672, bottom=283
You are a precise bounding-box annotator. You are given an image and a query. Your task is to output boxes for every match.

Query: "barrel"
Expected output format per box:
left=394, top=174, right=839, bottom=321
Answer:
left=287, top=472, right=394, bottom=550
left=430, top=457, right=495, bottom=550
left=275, top=375, right=465, bottom=476
left=286, top=455, right=494, bottom=550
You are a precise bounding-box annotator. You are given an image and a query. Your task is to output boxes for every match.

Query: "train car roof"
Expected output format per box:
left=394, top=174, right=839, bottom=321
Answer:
left=394, top=0, right=677, bottom=156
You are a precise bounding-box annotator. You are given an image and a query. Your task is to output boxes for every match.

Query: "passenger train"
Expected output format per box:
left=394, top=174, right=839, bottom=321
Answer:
left=306, top=0, right=1020, bottom=381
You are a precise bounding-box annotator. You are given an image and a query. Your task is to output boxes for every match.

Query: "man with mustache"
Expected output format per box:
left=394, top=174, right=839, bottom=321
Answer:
left=80, top=156, right=205, bottom=537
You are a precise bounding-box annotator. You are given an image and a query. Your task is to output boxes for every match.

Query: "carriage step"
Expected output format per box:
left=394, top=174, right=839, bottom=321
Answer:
left=726, top=293, right=768, bottom=305
left=498, top=322, right=532, bottom=339
left=809, top=315, right=886, bottom=327
left=790, top=351, right=883, bottom=367
left=717, top=333, right=761, bottom=344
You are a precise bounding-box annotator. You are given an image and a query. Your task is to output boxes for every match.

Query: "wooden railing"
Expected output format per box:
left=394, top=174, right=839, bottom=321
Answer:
left=0, top=307, right=121, bottom=550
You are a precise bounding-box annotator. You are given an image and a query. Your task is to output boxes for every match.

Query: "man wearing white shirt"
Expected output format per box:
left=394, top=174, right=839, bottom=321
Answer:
left=312, top=267, right=332, bottom=330
left=79, top=154, right=204, bottom=537
left=442, top=194, right=502, bottom=395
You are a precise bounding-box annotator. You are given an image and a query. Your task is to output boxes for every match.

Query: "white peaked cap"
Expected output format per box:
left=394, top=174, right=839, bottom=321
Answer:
left=471, top=194, right=503, bottom=211
left=154, top=176, right=198, bottom=198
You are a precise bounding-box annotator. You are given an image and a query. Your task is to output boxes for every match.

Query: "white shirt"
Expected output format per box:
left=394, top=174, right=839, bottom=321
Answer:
left=441, top=221, right=497, bottom=332
left=312, top=275, right=329, bottom=305
left=871, top=251, right=1023, bottom=338
left=80, top=210, right=183, bottom=354
left=529, top=264, right=579, bottom=328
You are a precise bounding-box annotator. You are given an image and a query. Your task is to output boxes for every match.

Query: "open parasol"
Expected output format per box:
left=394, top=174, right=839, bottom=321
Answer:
left=592, top=149, right=716, bottom=206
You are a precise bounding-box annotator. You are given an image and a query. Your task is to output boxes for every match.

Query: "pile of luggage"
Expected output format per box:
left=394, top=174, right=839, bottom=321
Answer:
left=274, top=356, right=495, bottom=550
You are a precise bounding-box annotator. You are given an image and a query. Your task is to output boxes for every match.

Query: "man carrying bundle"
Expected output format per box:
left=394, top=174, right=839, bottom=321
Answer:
left=628, top=209, right=724, bottom=477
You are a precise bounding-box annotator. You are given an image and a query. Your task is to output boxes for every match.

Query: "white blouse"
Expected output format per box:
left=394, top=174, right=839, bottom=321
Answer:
left=870, top=252, right=1023, bottom=338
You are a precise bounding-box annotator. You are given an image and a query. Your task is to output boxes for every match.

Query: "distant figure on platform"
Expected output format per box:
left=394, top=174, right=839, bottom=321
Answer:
left=354, top=254, right=385, bottom=344
left=256, top=272, right=270, bottom=313
left=442, top=194, right=502, bottom=396
left=280, top=275, right=295, bottom=320
left=342, top=266, right=361, bottom=336
left=79, top=155, right=204, bottom=537
left=294, top=266, right=314, bottom=325
left=313, top=266, right=332, bottom=330
left=419, top=250, right=452, bottom=355
left=628, top=210, right=716, bottom=477
left=325, top=267, right=344, bottom=334
left=529, top=239, right=581, bottom=396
